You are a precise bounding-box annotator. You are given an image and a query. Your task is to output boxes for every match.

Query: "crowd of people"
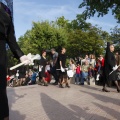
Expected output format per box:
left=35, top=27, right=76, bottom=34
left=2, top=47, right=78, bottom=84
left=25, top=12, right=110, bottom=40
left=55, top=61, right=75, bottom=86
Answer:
left=7, top=47, right=120, bottom=91
left=1, top=1, right=120, bottom=120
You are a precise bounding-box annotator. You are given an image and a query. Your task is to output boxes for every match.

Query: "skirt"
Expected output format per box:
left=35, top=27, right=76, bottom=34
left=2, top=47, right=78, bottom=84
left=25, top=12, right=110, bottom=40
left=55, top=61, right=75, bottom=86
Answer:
left=109, top=70, right=117, bottom=81
left=116, top=70, right=120, bottom=81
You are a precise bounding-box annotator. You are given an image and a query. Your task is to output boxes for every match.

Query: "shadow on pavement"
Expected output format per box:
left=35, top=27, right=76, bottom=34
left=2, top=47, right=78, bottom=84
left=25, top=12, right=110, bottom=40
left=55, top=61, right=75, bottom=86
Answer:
left=69, top=104, right=109, bottom=120
left=40, top=93, right=108, bottom=120
left=80, top=84, right=102, bottom=91
left=80, top=90, right=120, bottom=106
left=93, top=102, right=120, bottom=120
left=7, top=88, right=26, bottom=120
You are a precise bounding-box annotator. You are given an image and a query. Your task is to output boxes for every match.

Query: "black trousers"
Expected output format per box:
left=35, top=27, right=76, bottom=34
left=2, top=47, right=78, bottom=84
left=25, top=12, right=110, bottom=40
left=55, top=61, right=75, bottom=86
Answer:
left=0, top=2, right=24, bottom=119
left=0, top=89, right=9, bottom=119
left=50, top=66, right=59, bottom=83
left=0, top=41, right=9, bottom=119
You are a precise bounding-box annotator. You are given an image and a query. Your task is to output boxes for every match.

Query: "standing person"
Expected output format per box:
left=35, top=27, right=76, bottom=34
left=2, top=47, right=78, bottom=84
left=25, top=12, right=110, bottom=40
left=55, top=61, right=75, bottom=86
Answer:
left=98, top=55, right=105, bottom=69
left=56, top=48, right=67, bottom=88
left=80, top=60, right=89, bottom=85
left=115, top=52, right=120, bottom=88
left=75, top=64, right=81, bottom=85
left=102, top=42, right=119, bottom=92
left=68, top=58, right=76, bottom=84
left=89, top=54, right=96, bottom=67
left=51, top=48, right=59, bottom=85
left=17, top=65, right=27, bottom=86
left=0, top=1, right=31, bottom=120
left=39, top=50, right=48, bottom=86
left=88, top=65, right=95, bottom=85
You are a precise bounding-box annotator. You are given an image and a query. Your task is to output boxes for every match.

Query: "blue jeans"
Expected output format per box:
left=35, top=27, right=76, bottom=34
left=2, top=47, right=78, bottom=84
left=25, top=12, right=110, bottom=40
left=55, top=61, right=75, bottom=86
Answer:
left=81, top=72, right=88, bottom=84
left=75, top=73, right=81, bottom=84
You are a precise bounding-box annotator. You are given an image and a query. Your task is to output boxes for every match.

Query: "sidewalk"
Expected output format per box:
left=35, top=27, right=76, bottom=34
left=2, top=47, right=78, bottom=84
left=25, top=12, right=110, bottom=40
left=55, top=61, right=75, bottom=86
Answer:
left=8, top=83, right=120, bottom=120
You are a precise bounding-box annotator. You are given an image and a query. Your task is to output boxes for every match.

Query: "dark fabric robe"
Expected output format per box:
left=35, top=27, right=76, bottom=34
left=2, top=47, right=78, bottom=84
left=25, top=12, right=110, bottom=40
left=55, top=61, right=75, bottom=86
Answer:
left=39, top=56, right=47, bottom=78
left=103, top=42, right=117, bottom=86
left=0, top=3, right=24, bottom=119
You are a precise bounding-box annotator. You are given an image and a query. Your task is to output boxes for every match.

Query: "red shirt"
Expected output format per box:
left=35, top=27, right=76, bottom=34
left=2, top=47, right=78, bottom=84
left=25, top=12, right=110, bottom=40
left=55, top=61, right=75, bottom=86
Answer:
left=98, top=58, right=104, bottom=67
left=76, top=66, right=81, bottom=74
left=6, top=76, right=11, bottom=81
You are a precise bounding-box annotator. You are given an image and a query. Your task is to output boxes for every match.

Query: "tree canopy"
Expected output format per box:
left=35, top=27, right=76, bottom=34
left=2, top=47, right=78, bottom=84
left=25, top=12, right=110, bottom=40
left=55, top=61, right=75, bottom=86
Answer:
left=79, top=0, right=120, bottom=22
left=7, top=14, right=118, bottom=67
left=18, top=21, right=68, bottom=54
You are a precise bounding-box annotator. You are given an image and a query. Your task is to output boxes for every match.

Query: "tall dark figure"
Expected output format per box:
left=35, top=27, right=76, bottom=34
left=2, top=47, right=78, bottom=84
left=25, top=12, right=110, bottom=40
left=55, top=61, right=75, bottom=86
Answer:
left=102, top=42, right=119, bottom=92
left=0, top=1, right=30, bottom=120
left=51, top=48, right=59, bottom=85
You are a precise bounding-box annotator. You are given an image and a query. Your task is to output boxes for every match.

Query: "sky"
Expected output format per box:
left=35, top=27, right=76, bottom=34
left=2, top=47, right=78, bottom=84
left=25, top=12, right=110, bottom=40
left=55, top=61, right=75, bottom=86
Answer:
left=13, top=0, right=120, bottom=40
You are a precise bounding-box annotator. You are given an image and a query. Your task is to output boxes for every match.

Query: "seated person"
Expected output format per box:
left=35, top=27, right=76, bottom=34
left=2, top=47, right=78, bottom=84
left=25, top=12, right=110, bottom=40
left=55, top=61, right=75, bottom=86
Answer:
left=22, top=73, right=31, bottom=86
left=28, top=69, right=37, bottom=85
left=6, top=75, right=11, bottom=86
left=45, top=63, right=51, bottom=83
left=80, top=60, right=89, bottom=85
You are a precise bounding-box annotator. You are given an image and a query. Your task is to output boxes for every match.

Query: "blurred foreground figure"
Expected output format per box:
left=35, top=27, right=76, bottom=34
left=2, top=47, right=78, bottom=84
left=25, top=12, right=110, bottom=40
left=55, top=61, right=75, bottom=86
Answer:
left=0, top=1, right=30, bottom=119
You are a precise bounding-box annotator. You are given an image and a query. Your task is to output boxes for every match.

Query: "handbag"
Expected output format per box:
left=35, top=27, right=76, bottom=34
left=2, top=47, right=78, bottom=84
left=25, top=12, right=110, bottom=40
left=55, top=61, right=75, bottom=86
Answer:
left=67, top=70, right=74, bottom=77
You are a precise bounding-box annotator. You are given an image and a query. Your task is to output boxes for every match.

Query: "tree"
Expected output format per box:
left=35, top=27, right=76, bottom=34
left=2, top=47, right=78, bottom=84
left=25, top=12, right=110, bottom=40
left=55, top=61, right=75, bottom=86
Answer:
left=56, top=16, right=69, bottom=28
left=110, top=26, right=120, bottom=52
left=70, top=14, right=92, bottom=31
left=18, top=21, right=68, bottom=55
left=66, top=26, right=106, bottom=57
left=79, top=0, right=120, bottom=22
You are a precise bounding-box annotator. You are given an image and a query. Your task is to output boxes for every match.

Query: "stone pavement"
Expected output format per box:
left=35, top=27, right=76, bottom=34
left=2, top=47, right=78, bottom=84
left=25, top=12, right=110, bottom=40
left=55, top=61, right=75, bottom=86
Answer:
left=7, top=83, right=120, bottom=120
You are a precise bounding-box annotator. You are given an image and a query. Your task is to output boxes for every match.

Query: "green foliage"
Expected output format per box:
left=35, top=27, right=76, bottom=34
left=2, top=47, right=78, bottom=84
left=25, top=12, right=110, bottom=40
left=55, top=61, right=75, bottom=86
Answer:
left=79, top=0, right=120, bottom=22
left=66, top=26, right=106, bottom=57
left=18, top=21, right=68, bottom=55
left=70, top=14, right=92, bottom=31
left=6, top=15, right=112, bottom=68
left=110, top=26, right=120, bottom=52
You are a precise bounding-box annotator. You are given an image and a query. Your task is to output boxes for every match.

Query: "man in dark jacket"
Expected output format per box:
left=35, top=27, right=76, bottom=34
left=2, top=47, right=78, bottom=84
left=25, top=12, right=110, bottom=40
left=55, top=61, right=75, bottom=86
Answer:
left=0, top=1, right=31, bottom=120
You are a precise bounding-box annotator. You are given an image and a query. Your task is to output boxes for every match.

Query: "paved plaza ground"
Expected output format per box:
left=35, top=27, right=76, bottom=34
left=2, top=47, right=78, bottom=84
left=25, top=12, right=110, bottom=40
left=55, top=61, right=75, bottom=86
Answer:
left=8, top=83, right=120, bottom=120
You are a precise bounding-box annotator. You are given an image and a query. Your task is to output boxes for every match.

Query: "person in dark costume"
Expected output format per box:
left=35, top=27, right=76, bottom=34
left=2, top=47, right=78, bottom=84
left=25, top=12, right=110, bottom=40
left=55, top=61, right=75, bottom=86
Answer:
left=38, top=51, right=48, bottom=86
left=0, top=1, right=31, bottom=120
left=115, top=52, right=120, bottom=87
left=102, top=42, right=119, bottom=92
left=51, top=48, right=59, bottom=85
left=56, top=48, right=69, bottom=88
left=17, top=65, right=27, bottom=86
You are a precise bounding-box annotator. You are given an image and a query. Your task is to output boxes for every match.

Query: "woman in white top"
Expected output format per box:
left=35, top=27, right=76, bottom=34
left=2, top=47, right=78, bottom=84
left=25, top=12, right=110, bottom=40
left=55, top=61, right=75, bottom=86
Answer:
left=68, top=58, right=76, bottom=85
left=89, top=54, right=96, bottom=67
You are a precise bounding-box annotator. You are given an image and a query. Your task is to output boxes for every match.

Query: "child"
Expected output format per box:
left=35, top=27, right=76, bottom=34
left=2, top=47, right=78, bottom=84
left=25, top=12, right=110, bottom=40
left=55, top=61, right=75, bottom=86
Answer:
left=75, top=64, right=81, bottom=84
